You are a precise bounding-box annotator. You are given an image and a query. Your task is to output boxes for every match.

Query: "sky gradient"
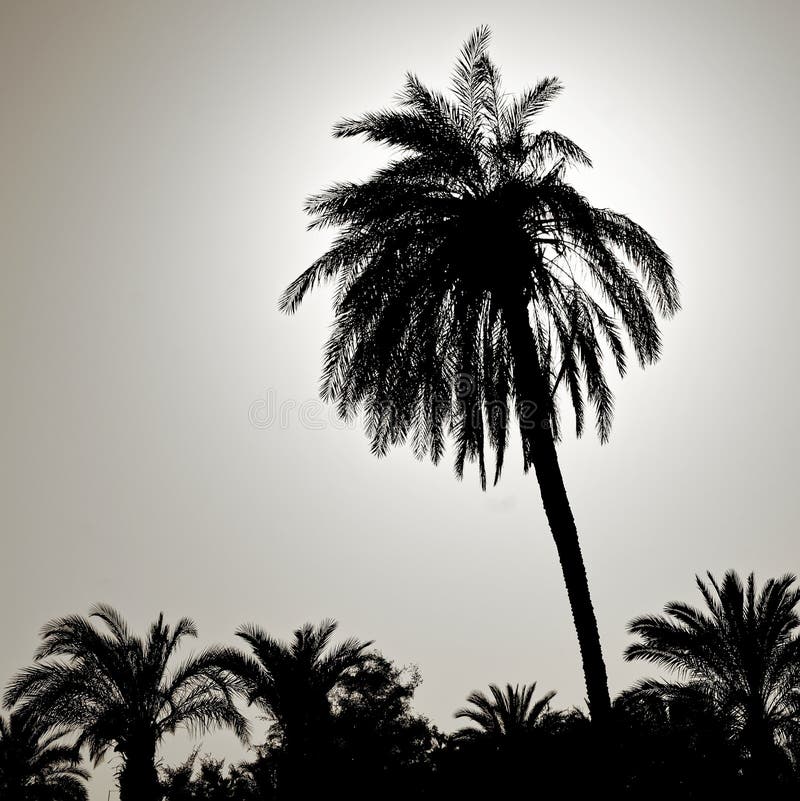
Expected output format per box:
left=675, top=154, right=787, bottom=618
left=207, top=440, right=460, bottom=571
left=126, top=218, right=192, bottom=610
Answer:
left=2, top=1, right=799, bottom=796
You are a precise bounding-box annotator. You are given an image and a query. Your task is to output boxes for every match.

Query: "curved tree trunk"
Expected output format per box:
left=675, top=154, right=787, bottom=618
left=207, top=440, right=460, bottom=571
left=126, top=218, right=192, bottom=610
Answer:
left=504, top=293, right=612, bottom=727
left=528, top=426, right=612, bottom=724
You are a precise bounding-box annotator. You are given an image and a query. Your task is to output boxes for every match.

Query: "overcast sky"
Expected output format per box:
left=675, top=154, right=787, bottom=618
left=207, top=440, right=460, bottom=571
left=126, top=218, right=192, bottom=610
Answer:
left=2, top=0, right=799, bottom=797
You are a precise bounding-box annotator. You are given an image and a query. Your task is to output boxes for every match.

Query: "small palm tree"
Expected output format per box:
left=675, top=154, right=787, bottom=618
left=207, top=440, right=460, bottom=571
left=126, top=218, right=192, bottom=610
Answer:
left=625, top=570, right=800, bottom=783
left=3, top=604, right=249, bottom=801
left=218, top=619, right=371, bottom=794
left=0, top=710, right=89, bottom=801
left=454, top=682, right=556, bottom=742
left=281, top=26, right=679, bottom=725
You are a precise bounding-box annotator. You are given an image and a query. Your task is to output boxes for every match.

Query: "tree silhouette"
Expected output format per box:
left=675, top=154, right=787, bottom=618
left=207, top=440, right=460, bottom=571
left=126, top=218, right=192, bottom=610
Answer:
left=324, top=653, right=436, bottom=799
left=612, top=686, right=740, bottom=797
left=625, top=571, right=800, bottom=786
left=0, top=709, right=89, bottom=801
left=280, top=25, right=679, bottom=725
left=438, top=682, right=560, bottom=796
left=453, top=682, right=555, bottom=742
left=3, top=604, right=248, bottom=801
left=217, top=618, right=372, bottom=797
left=162, top=750, right=261, bottom=801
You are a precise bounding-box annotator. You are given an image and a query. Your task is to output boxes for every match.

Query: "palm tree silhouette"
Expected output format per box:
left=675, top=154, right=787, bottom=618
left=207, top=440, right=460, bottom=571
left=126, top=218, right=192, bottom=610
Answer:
left=454, top=682, right=556, bottom=742
left=3, top=604, right=249, bottom=801
left=0, top=709, right=89, bottom=800
left=625, top=571, right=800, bottom=785
left=217, top=618, right=372, bottom=796
left=281, top=26, right=679, bottom=725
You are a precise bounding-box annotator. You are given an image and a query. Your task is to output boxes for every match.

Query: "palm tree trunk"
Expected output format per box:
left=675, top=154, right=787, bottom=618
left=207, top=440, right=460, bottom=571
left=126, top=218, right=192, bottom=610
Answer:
left=119, top=741, right=161, bottom=801
left=504, top=293, right=612, bottom=727
left=528, top=426, right=612, bottom=724
left=745, top=715, right=782, bottom=789
left=279, top=721, right=308, bottom=800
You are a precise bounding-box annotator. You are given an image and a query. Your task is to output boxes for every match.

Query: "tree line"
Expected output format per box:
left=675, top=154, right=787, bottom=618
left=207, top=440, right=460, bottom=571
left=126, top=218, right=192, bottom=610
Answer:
left=3, top=570, right=800, bottom=799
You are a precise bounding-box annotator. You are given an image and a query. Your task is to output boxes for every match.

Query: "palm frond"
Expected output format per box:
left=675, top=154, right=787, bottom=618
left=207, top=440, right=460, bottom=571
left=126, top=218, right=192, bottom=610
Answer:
left=282, top=27, right=678, bottom=488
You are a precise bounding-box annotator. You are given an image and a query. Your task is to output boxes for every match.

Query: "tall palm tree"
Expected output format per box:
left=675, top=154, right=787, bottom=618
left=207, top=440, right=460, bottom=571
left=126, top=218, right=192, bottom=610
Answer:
left=218, top=619, right=371, bottom=795
left=280, top=26, right=679, bottom=724
left=625, top=570, right=800, bottom=783
left=454, top=682, right=556, bottom=742
left=0, top=709, right=89, bottom=801
left=3, top=604, right=249, bottom=801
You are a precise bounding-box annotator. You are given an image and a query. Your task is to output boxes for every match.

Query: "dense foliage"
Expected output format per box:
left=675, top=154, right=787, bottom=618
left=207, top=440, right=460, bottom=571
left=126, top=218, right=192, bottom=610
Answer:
left=5, top=572, right=800, bottom=798
left=0, top=710, right=88, bottom=801
left=3, top=605, right=247, bottom=801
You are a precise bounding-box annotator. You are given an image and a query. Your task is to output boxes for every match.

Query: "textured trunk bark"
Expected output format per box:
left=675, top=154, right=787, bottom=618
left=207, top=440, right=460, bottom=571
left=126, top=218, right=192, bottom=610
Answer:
left=528, top=424, right=612, bottom=724
left=504, top=293, right=612, bottom=727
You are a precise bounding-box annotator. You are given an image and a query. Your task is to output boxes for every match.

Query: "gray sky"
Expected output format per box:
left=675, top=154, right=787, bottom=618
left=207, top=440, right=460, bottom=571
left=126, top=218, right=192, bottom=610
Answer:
left=2, top=0, right=799, bottom=796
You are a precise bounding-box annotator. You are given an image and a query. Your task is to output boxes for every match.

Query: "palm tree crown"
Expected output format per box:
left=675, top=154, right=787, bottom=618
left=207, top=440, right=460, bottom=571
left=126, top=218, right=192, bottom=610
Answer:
left=217, top=618, right=372, bottom=795
left=0, top=710, right=89, bottom=801
left=221, top=618, right=372, bottom=740
left=3, top=604, right=248, bottom=801
left=454, top=682, right=556, bottom=741
left=625, top=571, right=800, bottom=777
left=281, top=25, right=679, bottom=488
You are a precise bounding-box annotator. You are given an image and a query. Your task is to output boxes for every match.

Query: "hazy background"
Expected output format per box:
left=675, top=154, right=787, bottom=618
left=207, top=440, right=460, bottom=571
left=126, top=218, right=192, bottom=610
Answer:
left=1, top=0, right=798, bottom=796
